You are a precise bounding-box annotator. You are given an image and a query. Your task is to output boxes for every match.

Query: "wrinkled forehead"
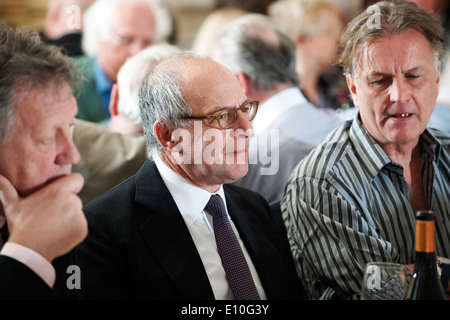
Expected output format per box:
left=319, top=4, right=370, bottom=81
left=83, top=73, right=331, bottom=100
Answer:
left=180, top=60, right=246, bottom=111
left=14, top=81, right=76, bottom=119
left=353, top=29, right=438, bottom=78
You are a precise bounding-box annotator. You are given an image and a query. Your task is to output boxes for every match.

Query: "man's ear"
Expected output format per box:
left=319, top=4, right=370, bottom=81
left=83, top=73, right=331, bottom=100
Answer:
left=153, top=121, right=176, bottom=150
left=109, top=84, right=119, bottom=117
left=346, top=74, right=358, bottom=107
left=235, top=71, right=251, bottom=95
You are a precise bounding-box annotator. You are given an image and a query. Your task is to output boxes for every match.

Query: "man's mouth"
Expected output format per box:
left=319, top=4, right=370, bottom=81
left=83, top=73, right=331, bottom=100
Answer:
left=391, top=113, right=413, bottom=118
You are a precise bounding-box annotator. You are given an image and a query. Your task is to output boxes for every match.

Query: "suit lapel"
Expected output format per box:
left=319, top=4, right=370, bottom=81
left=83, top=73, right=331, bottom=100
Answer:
left=224, top=186, right=261, bottom=250
left=134, top=161, right=215, bottom=299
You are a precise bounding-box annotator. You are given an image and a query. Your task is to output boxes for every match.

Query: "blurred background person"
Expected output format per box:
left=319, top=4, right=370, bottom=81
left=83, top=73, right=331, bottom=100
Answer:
left=40, top=0, right=95, bottom=57
left=406, top=0, right=450, bottom=46
left=268, top=0, right=353, bottom=111
left=191, top=7, right=248, bottom=58
left=404, top=0, right=450, bottom=133
left=108, top=44, right=181, bottom=135
left=213, top=14, right=343, bottom=202
left=213, top=0, right=275, bottom=14
left=74, top=0, right=173, bottom=125
left=73, top=43, right=181, bottom=204
left=192, top=0, right=281, bottom=58
left=429, top=50, right=450, bottom=134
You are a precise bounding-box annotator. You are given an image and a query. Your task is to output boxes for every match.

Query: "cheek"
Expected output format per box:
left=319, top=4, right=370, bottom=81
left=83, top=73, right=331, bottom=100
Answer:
left=99, top=44, right=129, bottom=74
left=18, top=153, right=57, bottom=195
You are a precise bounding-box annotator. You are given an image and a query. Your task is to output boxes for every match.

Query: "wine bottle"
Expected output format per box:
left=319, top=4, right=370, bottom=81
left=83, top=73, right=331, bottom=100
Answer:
left=404, top=210, right=446, bottom=300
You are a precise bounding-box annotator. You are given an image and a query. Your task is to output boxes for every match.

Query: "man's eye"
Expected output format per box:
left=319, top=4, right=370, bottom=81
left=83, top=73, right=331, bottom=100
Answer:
left=217, top=112, right=230, bottom=120
left=372, top=78, right=387, bottom=85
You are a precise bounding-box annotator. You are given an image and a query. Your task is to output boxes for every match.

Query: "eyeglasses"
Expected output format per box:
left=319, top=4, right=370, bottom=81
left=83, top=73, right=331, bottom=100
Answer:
left=183, top=100, right=259, bottom=129
left=109, top=30, right=153, bottom=48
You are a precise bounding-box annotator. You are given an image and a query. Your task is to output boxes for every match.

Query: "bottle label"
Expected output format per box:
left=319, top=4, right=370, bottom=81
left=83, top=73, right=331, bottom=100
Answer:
left=415, top=220, right=435, bottom=253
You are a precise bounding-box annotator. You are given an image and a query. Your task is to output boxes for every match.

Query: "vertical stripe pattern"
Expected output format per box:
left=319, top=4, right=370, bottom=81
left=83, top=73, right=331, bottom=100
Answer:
left=282, top=117, right=450, bottom=299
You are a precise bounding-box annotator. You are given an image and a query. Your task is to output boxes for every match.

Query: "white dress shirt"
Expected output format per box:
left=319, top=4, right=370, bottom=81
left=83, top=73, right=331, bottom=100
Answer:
left=154, top=153, right=267, bottom=300
left=252, top=87, right=342, bottom=145
left=233, top=87, right=342, bottom=202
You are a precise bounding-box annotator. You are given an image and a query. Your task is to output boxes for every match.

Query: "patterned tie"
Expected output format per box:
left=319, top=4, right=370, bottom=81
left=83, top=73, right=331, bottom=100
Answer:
left=205, top=194, right=261, bottom=300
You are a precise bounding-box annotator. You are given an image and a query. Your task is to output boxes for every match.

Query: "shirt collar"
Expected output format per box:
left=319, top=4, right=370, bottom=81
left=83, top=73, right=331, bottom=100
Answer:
left=92, top=57, right=113, bottom=94
left=252, top=87, right=308, bottom=135
left=349, top=112, right=442, bottom=179
left=421, top=128, right=440, bottom=161
left=153, top=153, right=227, bottom=225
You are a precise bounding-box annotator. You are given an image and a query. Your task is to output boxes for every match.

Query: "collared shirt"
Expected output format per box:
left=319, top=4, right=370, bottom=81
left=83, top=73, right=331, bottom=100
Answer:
left=0, top=216, right=55, bottom=288
left=92, top=58, right=113, bottom=118
left=153, top=154, right=267, bottom=300
left=282, top=112, right=450, bottom=299
left=234, top=88, right=321, bottom=202
left=252, top=87, right=342, bottom=146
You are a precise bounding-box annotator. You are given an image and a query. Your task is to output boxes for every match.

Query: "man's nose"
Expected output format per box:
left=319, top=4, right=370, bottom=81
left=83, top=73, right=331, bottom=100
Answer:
left=389, top=78, right=412, bottom=103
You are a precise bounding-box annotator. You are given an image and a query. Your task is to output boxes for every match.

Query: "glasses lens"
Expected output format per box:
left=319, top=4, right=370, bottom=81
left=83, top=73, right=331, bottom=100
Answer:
left=211, top=101, right=258, bottom=129
left=217, top=110, right=234, bottom=129
left=244, top=101, right=257, bottom=120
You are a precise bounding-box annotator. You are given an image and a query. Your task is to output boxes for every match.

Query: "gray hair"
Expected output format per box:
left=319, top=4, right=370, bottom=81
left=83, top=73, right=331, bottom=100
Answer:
left=82, top=0, right=172, bottom=57
left=0, top=22, right=78, bottom=144
left=138, top=52, right=200, bottom=159
left=117, top=43, right=181, bottom=125
left=214, top=13, right=299, bottom=90
left=339, top=0, right=446, bottom=77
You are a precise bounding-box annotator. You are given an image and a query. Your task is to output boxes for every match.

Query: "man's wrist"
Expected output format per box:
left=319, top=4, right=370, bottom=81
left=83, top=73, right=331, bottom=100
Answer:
left=1, top=242, right=56, bottom=287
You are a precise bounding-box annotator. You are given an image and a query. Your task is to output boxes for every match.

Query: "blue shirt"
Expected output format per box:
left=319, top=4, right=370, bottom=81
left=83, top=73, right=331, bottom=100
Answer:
left=92, top=58, right=113, bottom=119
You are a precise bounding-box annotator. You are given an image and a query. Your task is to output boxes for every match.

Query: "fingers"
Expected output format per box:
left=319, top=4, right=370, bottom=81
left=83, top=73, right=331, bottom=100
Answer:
left=0, top=173, right=87, bottom=262
left=0, top=174, right=19, bottom=208
left=0, top=173, right=84, bottom=207
left=43, top=173, right=85, bottom=195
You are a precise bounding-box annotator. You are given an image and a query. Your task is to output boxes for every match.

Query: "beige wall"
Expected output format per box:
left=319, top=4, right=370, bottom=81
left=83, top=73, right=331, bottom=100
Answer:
left=0, top=0, right=49, bottom=30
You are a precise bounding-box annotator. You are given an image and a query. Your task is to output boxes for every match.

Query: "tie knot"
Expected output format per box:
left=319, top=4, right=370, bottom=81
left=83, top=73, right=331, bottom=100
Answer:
left=205, top=194, right=227, bottom=219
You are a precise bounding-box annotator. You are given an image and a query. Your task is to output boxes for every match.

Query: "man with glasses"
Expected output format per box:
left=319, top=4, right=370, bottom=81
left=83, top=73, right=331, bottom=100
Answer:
left=73, top=0, right=173, bottom=125
left=213, top=14, right=343, bottom=203
left=55, top=53, right=302, bottom=300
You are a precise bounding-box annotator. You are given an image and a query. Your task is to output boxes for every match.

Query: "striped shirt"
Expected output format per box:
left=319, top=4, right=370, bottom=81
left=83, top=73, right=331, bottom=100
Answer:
left=281, top=114, right=450, bottom=300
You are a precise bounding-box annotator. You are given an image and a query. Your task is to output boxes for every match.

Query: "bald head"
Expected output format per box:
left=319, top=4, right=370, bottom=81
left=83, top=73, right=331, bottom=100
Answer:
left=139, top=52, right=248, bottom=157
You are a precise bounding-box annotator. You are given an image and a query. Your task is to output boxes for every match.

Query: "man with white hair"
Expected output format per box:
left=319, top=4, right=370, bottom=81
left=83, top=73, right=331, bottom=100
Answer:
left=73, top=0, right=173, bottom=125
left=108, top=43, right=181, bottom=135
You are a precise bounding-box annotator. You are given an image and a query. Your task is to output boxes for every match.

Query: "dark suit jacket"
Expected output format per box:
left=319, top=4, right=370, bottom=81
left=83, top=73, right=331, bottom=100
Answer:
left=0, top=255, right=56, bottom=300
left=55, top=160, right=301, bottom=299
